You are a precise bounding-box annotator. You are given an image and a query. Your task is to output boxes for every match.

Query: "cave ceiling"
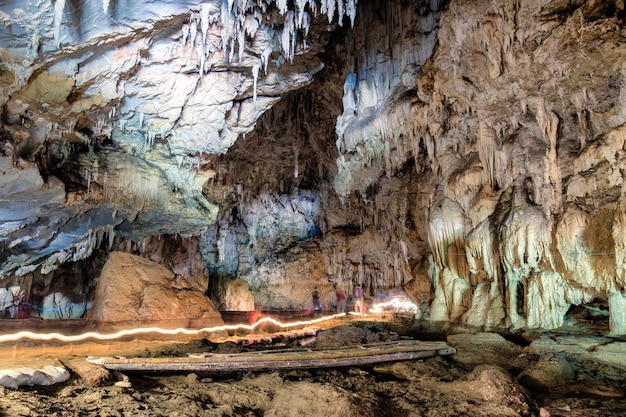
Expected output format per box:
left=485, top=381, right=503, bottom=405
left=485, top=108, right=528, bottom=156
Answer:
left=0, top=0, right=358, bottom=276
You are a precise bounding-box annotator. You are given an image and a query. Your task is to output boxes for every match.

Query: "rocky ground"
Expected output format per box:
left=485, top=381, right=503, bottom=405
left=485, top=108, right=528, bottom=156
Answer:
left=1, top=321, right=626, bottom=417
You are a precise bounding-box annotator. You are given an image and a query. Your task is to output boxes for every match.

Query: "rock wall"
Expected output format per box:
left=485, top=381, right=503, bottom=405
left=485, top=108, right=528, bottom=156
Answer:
left=329, top=0, right=626, bottom=333
left=2, top=0, right=626, bottom=336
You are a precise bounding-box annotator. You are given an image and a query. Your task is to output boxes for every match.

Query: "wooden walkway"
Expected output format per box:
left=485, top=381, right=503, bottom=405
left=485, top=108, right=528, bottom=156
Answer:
left=88, top=340, right=455, bottom=372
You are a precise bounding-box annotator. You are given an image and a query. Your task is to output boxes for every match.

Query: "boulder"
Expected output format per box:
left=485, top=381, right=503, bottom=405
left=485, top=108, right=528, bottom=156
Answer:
left=87, top=252, right=223, bottom=328
left=243, top=242, right=334, bottom=310
left=63, top=358, right=113, bottom=387
left=516, top=354, right=575, bottom=392
left=315, top=323, right=400, bottom=348
left=446, top=332, right=524, bottom=371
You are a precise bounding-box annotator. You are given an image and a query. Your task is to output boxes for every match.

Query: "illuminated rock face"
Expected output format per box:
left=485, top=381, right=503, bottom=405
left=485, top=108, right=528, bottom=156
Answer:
left=414, top=0, right=626, bottom=335
left=2, top=0, right=626, bottom=335
left=87, top=252, right=222, bottom=327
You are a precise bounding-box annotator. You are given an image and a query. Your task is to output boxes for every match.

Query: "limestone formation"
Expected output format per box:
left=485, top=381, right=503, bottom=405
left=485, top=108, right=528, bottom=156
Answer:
left=1, top=0, right=626, bottom=337
left=87, top=252, right=222, bottom=327
left=219, top=277, right=255, bottom=312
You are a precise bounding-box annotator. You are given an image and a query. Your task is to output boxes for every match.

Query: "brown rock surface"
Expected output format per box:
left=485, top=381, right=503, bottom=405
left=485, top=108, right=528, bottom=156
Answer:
left=447, top=332, right=525, bottom=371
left=220, top=278, right=255, bottom=312
left=63, top=358, right=113, bottom=388
left=86, top=252, right=222, bottom=327
left=516, top=354, right=575, bottom=392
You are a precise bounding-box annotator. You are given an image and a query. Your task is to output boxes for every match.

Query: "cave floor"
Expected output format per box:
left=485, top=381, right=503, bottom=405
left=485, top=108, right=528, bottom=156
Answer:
left=0, top=312, right=409, bottom=368
left=1, top=314, right=626, bottom=416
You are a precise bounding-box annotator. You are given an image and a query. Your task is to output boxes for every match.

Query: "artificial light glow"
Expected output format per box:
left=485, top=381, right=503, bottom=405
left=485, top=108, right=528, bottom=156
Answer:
left=0, top=313, right=346, bottom=344
left=370, top=297, right=419, bottom=314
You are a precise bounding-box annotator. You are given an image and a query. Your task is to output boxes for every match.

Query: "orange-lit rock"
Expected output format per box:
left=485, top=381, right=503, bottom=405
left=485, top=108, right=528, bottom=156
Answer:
left=87, top=252, right=222, bottom=327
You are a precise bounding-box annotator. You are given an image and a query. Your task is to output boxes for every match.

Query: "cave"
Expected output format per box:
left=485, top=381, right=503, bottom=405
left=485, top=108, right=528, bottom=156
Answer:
left=2, top=0, right=626, bottom=415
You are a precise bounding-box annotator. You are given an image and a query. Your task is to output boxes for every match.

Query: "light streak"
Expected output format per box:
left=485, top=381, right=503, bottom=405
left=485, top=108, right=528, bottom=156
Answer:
left=370, top=297, right=419, bottom=314
left=0, top=313, right=346, bottom=344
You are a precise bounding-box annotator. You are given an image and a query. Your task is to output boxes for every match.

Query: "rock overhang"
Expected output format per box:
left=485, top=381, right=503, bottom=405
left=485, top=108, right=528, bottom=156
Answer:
left=0, top=0, right=357, bottom=276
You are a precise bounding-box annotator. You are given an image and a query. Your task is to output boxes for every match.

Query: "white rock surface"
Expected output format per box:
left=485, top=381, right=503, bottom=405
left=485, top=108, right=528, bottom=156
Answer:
left=0, top=366, right=70, bottom=389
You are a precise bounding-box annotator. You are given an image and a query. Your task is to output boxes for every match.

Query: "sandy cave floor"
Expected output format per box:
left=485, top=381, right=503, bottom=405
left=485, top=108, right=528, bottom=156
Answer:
left=1, top=319, right=626, bottom=417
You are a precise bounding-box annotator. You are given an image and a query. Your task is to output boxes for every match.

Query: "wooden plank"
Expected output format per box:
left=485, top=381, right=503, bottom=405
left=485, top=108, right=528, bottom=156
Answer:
left=88, top=340, right=456, bottom=372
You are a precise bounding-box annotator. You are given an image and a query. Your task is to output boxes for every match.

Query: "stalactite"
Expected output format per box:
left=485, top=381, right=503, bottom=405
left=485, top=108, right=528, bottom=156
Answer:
left=200, top=3, right=211, bottom=44
left=197, top=42, right=206, bottom=77
left=480, top=15, right=504, bottom=78
left=478, top=120, right=498, bottom=188
left=572, top=88, right=588, bottom=150
left=293, top=141, right=299, bottom=178
left=277, top=0, right=289, bottom=15
left=53, top=0, right=66, bottom=48
left=346, top=0, right=357, bottom=26
left=535, top=99, right=562, bottom=216
left=427, top=198, right=466, bottom=270
left=190, top=18, right=198, bottom=54
left=252, top=63, right=260, bottom=107
left=499, top=188, right=556, bottom=329
left=281, top=11, right=296, bottom=63
left=182, top=23, right=190, bottom=46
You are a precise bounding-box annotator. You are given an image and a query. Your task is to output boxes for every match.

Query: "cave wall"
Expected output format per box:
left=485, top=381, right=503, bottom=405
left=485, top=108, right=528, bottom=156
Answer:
left=2, top=0, right=626, bottom=334
left=330, top=0, right=626, bottom=333
left=423, top=0, right=626, bottom=334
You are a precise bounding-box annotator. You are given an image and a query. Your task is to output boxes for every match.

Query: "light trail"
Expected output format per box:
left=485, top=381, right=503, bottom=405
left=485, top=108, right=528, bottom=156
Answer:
left=0, top=296, right=419, bottom=345
left=0, top=313, right=346, bottom=344
left=369, top=297, right=419, bottom=314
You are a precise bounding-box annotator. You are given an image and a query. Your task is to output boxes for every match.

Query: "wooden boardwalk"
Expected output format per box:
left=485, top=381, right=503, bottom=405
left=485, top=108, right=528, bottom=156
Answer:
left=88, top=340, right=455, bottom=372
